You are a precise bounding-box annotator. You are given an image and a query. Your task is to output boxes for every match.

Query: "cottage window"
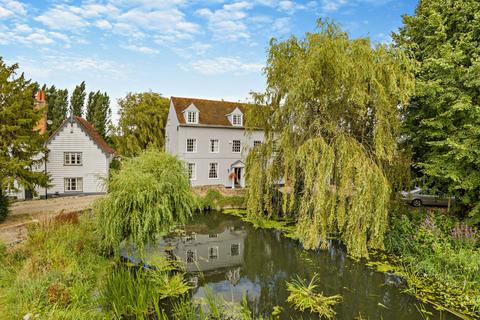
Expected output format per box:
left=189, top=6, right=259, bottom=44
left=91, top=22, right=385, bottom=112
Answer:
left=254, top=140, right=261, bottom=147
left=232, top=140, right=241, bottom=153
left=186, top=138, right=197, bottom=153
left=186, top=111, right=198, bottom=124
left=186, top=249, right=197, bottom=263
left=64, top=152, right=82, bottom=165
left=209, top=162, right=218, bottom=179
left=232, top=114, right=243, bottom=126
left=231, top=243, right=240, bottom=256
left=188, top=163, right=196, bottom=180
left=64, top=178, right=83, bottom=192
left=209, top=139, right=219, bottom=153
left=208, top=247, right=219, bottom=260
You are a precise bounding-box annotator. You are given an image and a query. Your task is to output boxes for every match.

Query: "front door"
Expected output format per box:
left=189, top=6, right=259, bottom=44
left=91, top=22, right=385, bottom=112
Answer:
left=234, top=167, right=242, bottom=187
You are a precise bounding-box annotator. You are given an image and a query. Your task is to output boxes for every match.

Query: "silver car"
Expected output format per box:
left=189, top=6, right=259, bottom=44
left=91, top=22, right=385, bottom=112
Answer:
left=400, top=187, right=455, bottom=207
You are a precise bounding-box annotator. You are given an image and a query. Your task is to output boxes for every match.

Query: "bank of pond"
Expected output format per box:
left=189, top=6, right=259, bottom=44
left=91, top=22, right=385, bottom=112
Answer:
left=1, top=209, right=476, bottom=319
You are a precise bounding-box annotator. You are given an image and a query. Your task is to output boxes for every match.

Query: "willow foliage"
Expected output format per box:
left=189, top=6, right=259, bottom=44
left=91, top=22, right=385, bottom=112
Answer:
left=95, top=150, right=195, bottom=255
left=245, top=21, right=414, bottom=258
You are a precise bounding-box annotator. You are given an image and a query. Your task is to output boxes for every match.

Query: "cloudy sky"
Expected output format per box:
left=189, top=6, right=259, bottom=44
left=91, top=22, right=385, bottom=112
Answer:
left=1, top=0, right=417, bottom=118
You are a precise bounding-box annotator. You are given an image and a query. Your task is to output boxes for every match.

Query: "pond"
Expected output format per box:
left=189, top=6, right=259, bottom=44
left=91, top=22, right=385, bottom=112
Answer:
left=130, top=212, right=459, bottom=319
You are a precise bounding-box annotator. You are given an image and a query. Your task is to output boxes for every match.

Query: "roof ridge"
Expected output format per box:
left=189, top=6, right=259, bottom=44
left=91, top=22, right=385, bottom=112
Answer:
left=171, top=96, right=247, bottom=105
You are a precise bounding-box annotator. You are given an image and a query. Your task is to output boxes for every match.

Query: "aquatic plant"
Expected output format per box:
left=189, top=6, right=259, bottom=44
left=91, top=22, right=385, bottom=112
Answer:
left=286, top=274, right=342, bottom=319
left=245, top=20, right=414, bottom=258
left=95, top=150, right=196, bottom=255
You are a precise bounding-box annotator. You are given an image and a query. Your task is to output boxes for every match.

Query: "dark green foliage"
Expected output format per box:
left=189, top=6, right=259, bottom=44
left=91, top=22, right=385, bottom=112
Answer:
left=95, top=150, right=196, bottom=254
left=196, top=188, right=246, bottom=211
left=85, top=90, right=111, bottom=139
left=112, top=92, right=169, bottom=156
left=394, top=0, right=480, bottom=216
left=43, top=85, right=68, bottom=135
left=0, top=58, right=48, bottom=218
left=70, top=81, right=86, bottom=117
left=0, top=189, right=8, bottom=222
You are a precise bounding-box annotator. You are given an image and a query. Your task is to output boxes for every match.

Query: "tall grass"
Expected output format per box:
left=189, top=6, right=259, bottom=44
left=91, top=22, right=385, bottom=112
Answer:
left=0, top=213, right=110, bottom=319
left=286, top=274, right=342, bottom=319
left=95, top=150, right=196, bottom=255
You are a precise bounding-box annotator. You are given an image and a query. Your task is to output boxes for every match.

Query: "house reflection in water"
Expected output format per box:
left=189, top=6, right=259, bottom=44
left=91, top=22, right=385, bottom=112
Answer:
left=163, top=224, right=247, bottom=273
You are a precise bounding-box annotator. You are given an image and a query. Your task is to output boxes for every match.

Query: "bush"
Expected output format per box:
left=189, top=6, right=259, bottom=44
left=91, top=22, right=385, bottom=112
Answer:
left=0, top=190, right=8, bottom=222
left=95, top=150, right=196, bottom=254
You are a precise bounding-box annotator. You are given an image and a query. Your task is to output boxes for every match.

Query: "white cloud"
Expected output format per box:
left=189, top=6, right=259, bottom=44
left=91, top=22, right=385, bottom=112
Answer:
left=94, top=19, right=112, bottom=29
left=35, top=6, right=89, bottom=30
left=272, top=17, right=291, bottom=35
left=186, top=57, right=263, bottom=75
left=0, top=0, right=26, bottom=18
left=0, top=6, right=12, bottom=18
left=196, top=1, right=253, bottom=41
left=121, top=44, right=158, bottom=54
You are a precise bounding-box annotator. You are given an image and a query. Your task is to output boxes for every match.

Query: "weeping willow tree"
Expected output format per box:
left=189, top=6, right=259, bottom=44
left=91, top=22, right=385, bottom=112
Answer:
left=245, top=21, right=414, bottom=258
left=95, top=150, right=195, bottom=255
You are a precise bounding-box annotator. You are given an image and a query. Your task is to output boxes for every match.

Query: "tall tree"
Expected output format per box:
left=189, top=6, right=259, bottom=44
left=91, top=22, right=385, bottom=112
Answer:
left=245, top=21, right=414, bottom=258
left=70, top=81, right=86, bottom=117
left=86, top=90, right=111, bottom=140
left=0, top=58, right=48, bottom=220
left=394, top=0, right=480, bottom=216
left=113, top=92, right=169, bottom=156
left=44, top=85, right=68, bottom=134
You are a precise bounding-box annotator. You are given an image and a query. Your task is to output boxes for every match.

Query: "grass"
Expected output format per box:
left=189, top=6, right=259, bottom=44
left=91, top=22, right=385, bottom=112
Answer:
left=286, top=274, right=343, bottom=319
left=0, top=212, right=111, bottom=319
left=196, top=189, right=246, bottom=211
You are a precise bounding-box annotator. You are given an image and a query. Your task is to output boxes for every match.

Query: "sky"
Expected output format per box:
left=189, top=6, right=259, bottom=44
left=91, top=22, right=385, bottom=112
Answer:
left=0, top=0, right=418, bottom=120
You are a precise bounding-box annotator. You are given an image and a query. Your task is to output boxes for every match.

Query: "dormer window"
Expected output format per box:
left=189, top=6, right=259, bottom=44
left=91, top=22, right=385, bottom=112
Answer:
left=232, top=114, right=243, bottom=126
left=187, top=111, right=198, bottom=124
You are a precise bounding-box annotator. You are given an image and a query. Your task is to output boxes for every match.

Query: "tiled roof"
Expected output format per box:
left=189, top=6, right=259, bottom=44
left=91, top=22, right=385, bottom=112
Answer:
left=171, top=96, right=250, bottom=127
left=46, top=116, right=115, bottom=155
left=74, top=116, right=116, bottom=155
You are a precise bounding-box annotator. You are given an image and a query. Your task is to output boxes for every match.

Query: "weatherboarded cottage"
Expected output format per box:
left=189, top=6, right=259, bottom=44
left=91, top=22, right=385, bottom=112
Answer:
left=8, top=115, right=115, bottom=200
left=165, top=97, right=264, bottom=188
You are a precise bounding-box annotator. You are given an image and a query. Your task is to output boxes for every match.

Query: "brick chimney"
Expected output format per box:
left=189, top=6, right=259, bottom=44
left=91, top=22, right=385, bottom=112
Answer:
left=34, top=90, right=48, bottom=134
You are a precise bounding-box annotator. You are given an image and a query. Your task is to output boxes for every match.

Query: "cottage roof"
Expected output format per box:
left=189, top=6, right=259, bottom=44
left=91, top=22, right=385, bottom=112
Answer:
left=171, top=96, right=250, bottom=127
left=46, top=116, right=115, bottom=155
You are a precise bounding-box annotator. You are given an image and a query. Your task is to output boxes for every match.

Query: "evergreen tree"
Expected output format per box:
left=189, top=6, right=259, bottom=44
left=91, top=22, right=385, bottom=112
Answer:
left=86, top=91, right=111, bottom=140
left=113, top=92, right=169, bottom=156
left=44, top=85, right=68, bottom=134
left=70, top=81, right=86, bottom=117
left=394, top=0, right=480, bottom=216
left=0, top=58, right=49, bottom=221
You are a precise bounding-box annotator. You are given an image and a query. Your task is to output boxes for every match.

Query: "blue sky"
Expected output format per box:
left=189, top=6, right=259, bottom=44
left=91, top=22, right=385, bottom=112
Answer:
left=1, top=0, right=417, bottom=120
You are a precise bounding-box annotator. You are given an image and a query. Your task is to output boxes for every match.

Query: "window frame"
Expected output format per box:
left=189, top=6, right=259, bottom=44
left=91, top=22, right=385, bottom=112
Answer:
left=64, top=152, right=82, bottom=166
left=253, top=140, right=261, bottom=147
left=209, top=139, right=219, bottom=153
left=188, top=163, right=196, bottom=180
left=232, top=140, right=241, bottom=153
left=186, top=111, right=198, bottom=124
left=186, top=249, right=197, bottom=264
left=208, top=162, right=219, bottom=179
left=64, top=177, right=83, bottom=192
left=208, top=246, right=219, bottom=260
left=232, top=114, right=243, bottom=126
left=230, top=243, right=240, bottom=256
left=185, top=138, right=197, bottom=153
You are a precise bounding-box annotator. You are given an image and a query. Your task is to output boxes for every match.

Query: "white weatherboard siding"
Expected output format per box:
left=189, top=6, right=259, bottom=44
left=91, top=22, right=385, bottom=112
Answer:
left=165, top=101, right=180, bottom=155
left=176, top=126, right=264, bottom=187
left=45, top=121, right=111, bottom=195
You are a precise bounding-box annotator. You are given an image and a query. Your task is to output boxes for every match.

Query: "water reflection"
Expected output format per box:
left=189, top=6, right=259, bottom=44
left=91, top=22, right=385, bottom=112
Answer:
left=140, top=213, right=459, bottom=319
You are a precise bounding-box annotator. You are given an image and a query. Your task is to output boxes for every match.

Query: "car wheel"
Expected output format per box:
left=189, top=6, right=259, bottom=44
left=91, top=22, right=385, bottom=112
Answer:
left=412, top=199, right=422, bottom=207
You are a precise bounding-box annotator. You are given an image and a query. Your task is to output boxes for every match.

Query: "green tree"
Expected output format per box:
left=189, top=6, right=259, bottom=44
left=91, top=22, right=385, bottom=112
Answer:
left=44, top=85, right=68, bottom=134
left=0, top=58, right=49, bottom=220
left=394, top=0, right=480, bottom=216
left=245, top=21, right=414, bottom=258
left=113, top=92, right=169, bottom=156
left=70, top=81, right=86, bottom=117
left=86, top=91, right=111, bottom=139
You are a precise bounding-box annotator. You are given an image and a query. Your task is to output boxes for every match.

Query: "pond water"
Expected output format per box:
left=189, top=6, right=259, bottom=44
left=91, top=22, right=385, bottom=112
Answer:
left=135, top=212, right=459, bottom=319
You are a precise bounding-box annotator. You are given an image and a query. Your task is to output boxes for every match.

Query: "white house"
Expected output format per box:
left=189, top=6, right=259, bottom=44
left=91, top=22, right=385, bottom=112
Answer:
left=8, top=115, right=115, bottom=200
left=165, top=97, right=264, bottom=188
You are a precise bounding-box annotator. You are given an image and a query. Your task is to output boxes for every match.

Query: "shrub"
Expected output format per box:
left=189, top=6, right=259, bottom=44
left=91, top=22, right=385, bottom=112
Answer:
left=95, top=150, right=196, bottom=254
left=0, top=190, right=8, bottom=222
